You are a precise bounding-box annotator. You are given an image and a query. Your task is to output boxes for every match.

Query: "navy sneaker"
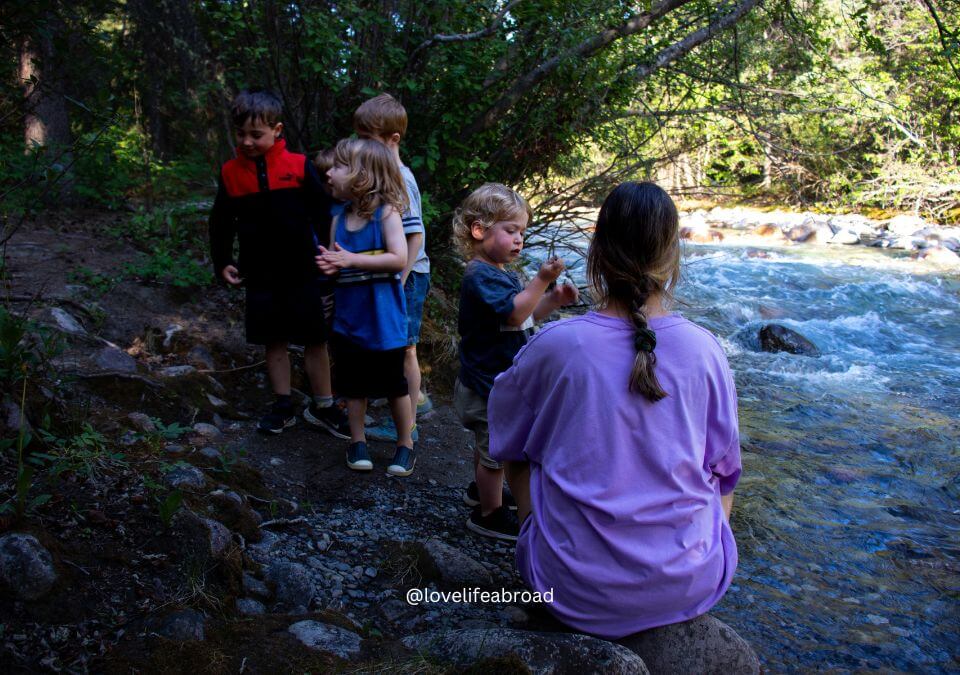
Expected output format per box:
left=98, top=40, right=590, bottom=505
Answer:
left=467, top=505, right=519, bottom=542
left=257, top=403, right=296, bottom=435
left=346, top=442, right=373, bottom=471
left=463, top=481, right=517, bottom=511
left=303, top=403, right=351, bottom=440
left=386, top=445, right=416, bottom=477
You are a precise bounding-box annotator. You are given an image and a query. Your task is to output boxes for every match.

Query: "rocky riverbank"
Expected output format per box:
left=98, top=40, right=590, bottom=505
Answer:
left=0, top=220, right=660, bottom=673
left=678, top=206, right=960, bottom=267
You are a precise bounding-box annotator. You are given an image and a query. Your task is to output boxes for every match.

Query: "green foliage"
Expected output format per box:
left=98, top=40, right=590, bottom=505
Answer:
left=112, top=205, right=211, bottom=288
left=157, top=489, right=184, bottom=529
left=37, top=424, right=124, bottom=481
left=0, top=307, right=62, bottom=391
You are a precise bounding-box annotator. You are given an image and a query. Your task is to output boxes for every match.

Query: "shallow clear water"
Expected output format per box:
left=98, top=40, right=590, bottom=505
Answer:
left=527, top=237, right=960, bottom=672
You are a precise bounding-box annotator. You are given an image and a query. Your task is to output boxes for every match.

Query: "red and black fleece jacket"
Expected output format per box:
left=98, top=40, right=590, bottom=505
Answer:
left=208, top=139, right=334, bottom=290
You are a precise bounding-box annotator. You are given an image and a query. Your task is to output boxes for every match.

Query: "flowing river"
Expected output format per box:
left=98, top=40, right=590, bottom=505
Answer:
left=528, top=233, right=960, bottom=672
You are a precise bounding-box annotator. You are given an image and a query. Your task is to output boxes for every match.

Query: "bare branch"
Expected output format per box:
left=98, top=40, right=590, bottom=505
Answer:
left=630, top=0, right=764, bottom=83
left=465, top=0, right=695, bottom=136
left=919, top=0, right=960, bottom=82
left=412, top=0, right=524, bottom=57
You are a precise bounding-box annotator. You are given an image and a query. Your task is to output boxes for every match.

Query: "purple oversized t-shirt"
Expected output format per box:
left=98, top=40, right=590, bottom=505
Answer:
left=488, top=311, right=741, bottom=639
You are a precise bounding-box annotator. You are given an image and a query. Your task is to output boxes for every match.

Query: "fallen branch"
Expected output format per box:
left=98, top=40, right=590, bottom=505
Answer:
left=259, top=516, right=308, bottom=529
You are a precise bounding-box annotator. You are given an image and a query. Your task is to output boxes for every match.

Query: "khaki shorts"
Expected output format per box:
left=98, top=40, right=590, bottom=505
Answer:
left=453, top=378, right=502, bottom=470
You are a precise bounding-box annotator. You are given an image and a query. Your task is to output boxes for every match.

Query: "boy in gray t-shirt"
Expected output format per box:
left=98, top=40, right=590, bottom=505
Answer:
left=354, top=93, right=431, bottom=442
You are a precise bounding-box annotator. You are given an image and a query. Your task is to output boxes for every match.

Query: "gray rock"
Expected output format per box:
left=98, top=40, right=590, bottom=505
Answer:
left=50, top=308, right=85, bottom=335
left=886, top=214, right=926, bottom=237
left=127, top=412, right=156, bottom=433
left=0, top=533, right=57, bottom=600
left=2, top=399, right=32, bottom=438
left=164, top=464, right=207, bottom=490
left=248, top=530, right=279, bottom=555
left=94, top=346, right=137, bottom=373
left=783, top=220, right=817, bottom=243
left=201, top=518, right=233, bottom=558
left=159, top=609, right=206, bottom=641
left=159, top=365, right=197, bottom=378
left=206, top=394, right=228, bottom=410
left=242, top=572, right=272, bottom=601
left=199, top=446, right=222, bottom=461
left=422, top=538, right=494, bottom=587
left=918, top=247, right=960, bottom=266
left=192, top=423, right=223, bottom=441
left=266, top=562, right=316, bottom=614
left=237, top=598, right=266, bottom=616
left=186, top=345, right=216, bottom=370
left=758, top=324, right=821, bottom=357
left=827, top=229, right=860, bottom=245
left=288, top=620, right=362, bottom=659
left=164, top=444, right=187, bottom=457
left=402, top=628, right=648, bottom=674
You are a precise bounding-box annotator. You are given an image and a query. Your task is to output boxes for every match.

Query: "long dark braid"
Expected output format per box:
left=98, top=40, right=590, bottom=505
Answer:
left=587, top=182, right=680, bottom=402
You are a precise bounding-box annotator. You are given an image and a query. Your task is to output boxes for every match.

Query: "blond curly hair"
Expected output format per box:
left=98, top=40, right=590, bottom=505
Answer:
left=451, top=183, right=533, bottom=259
left=332, top=138, right=409, bottom=219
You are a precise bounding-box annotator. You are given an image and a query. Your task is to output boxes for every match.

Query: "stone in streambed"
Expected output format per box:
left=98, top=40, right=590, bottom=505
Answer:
left=758, top=324, right=820, bottom=357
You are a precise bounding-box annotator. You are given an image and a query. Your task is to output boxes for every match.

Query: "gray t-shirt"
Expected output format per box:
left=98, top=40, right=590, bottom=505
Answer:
left=400, top=165, right=430, bottom=274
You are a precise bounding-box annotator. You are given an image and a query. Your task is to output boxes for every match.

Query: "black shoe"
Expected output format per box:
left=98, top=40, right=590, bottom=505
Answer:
left=386, top=445, right=416, bottom=477
left=257, top=403, right=296, bottom=435
left=467, top=505, right=519, bottom=542
left=463, top=481, right=517, bottom=511
left=346, top=442, right=373, bottom=471
left=303, top=403, right=351, bottom=440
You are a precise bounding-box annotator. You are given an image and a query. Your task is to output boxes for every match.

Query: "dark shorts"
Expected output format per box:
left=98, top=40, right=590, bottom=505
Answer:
left=332, top=333, right=408, bottom=399
left=245, top=278, right=332, bottom=346
left=403, top=271, right=430, bottom=346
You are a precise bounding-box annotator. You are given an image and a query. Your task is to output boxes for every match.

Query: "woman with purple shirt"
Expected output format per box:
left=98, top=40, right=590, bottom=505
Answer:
left=488, top=182, right=759, bottom=673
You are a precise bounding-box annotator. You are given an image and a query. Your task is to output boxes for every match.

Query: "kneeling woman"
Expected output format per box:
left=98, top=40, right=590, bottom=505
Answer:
left=488, top=182, right=759, bottom=673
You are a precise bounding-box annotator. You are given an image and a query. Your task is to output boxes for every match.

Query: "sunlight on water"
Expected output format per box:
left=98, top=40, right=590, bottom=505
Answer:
left=526, top=235, right=960, bottom=672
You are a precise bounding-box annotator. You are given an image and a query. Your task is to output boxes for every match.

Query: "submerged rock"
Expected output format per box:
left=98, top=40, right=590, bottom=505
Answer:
left=402, top=628, right=648, bottom=674
left=0, top=533, right=57, bottom=600
left=758, top=324, right=821, bottom=357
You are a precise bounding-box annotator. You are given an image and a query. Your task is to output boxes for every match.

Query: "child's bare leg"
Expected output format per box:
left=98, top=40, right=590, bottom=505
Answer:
left=504, top=461, right=531, bottom=524
left=265, top=342, right=291, bottom=395
left=346, top=398, right=367, bottom=443
left=477, top=464, right=505, bottom=516
left=389, top=394, right=413, bottom=447
left=304, top=342, right=332, bottom=398
left=404, top=346, right=421, bottom=424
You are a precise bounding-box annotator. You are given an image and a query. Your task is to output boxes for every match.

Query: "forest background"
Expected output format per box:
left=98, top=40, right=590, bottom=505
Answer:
left=2, top=0, right=958, bottom=288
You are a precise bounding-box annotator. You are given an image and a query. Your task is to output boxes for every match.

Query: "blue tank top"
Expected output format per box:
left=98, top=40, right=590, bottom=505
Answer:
left=332, top=204, right=407, bottom=350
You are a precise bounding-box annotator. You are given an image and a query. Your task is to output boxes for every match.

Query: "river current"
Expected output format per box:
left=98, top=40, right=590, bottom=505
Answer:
left=528, top=234, right=960, bottom=672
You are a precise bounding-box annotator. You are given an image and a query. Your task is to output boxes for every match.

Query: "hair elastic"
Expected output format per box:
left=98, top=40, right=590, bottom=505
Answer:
left=634, top=328, right=657, bottom=353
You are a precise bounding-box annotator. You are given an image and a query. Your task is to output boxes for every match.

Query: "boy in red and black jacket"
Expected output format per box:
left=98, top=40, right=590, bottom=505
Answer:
left=209, top=89, right=349, bottom=437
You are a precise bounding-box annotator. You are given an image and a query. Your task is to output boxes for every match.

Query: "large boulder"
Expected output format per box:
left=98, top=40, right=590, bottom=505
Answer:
left=758, top=324, right=821, bottom=357
left=0, top=533, right=57, bottom=600
left=885, top=214, right=926, bottom=237
left=402, top=628, right=648, bottom=674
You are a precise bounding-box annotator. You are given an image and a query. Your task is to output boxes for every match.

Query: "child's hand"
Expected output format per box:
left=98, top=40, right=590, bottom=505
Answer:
left=316, top=243, right=354, bottom=271
left=221, top=265, right=242, bottom=286
left=315, top=254, right=339, bottom=275
left=537, top=257, right=566, bottom=283
left=554, top=282, right=580, bottom=307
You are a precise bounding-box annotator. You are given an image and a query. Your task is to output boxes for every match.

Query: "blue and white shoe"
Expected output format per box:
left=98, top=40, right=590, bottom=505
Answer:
left=346, top=442, right=373, bottom=471
left=386, top=445, right=416, bottom=477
